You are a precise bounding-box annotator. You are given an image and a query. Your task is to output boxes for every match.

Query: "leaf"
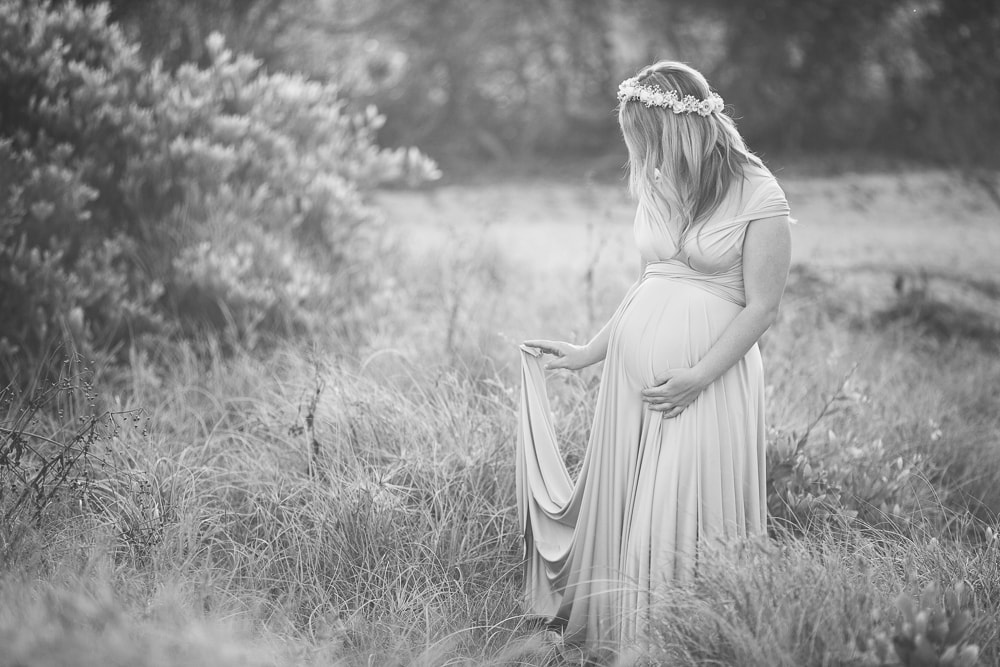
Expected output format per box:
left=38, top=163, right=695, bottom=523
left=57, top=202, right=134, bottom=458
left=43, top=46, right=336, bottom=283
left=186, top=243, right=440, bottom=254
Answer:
left=919, top=582, right=939, bottom=611
left=944, top=588, right=959, bottom=614
left=892, top=635, right=915, bottom=663
left=955, top=645, right=980, bottom=667
left=897, top=592, right=917, bottom=627
left=927, top=608, right=949, bottom=644
left=955, top=581, right=972, bottom=608
left=912, top=635, right=939, bottom=667
left=945, top=611, right=971, bottom=645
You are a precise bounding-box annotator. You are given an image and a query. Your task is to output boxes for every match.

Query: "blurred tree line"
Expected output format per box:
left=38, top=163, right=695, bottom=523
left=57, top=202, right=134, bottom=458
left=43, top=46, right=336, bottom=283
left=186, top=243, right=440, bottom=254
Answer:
left=84, top=0, right=1000, bottom=167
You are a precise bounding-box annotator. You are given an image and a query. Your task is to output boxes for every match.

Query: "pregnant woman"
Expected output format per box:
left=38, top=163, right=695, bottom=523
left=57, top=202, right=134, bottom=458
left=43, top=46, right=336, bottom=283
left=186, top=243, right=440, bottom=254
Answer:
left=519, top=61, right=792, bottom=652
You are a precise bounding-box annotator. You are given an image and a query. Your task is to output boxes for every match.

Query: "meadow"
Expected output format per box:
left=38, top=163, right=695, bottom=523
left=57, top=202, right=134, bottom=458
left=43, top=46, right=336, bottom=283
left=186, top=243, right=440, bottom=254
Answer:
left=2, top=164, right=999, bottom=666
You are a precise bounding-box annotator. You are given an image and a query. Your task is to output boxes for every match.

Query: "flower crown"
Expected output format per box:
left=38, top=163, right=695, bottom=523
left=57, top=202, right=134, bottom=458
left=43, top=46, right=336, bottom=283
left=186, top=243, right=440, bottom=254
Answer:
left=617, top=77, right=724, bottom=116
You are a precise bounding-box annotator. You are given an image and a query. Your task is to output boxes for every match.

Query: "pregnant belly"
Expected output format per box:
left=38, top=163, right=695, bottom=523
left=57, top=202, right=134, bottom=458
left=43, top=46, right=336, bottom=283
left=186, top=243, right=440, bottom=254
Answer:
left=609, top=277, right=746, bottom=389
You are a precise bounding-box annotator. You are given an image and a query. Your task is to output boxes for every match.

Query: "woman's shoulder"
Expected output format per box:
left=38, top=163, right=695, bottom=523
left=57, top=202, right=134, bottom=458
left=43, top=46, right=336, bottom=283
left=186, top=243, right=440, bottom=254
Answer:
left=738, top=161, right=790, bottom=219
left=741, top=160, right=782, bottom=190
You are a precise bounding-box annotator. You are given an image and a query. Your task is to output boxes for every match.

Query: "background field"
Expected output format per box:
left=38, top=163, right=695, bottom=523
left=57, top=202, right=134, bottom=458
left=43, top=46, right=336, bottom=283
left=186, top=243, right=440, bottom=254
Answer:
left=378, top=165, right=1000, bottom=372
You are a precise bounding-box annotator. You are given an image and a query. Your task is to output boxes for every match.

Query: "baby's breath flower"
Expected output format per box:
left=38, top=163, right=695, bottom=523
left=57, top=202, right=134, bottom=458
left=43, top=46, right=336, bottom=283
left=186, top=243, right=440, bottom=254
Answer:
left=618, top=76, right=725, bottom=116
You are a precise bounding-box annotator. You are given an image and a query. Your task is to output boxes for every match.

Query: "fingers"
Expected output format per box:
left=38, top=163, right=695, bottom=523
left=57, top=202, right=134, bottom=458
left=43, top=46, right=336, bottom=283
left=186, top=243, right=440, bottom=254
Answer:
left=660, top=406, right=685, bottom=419
left=653, top=369, right=676, bottom=385
left=641, top=388, right=672, bottom=402
left=522, top=340, right=564, bottom=356
left=640, top=386, right=672, bottom=405
left=641, top=376, right=674, bottom=398
left=647, top=401, right=685, bottom=418
left=646, top=397, right=689, bottom=414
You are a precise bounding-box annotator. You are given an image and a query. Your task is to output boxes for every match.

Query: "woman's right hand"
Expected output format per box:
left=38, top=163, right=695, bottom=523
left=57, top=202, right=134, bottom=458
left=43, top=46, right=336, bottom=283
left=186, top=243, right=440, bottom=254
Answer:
left=522, top=339, right=594, bottom=371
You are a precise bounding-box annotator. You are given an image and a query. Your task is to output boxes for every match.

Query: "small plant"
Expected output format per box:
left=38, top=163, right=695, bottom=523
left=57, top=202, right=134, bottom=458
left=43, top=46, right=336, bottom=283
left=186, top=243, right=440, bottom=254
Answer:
left=767, top=367, right=860, bottom=533
left=0, top=356, right=166, bottom=556
left=767, top=364, right=934, bottom=536
left=858, top=583, right=980, bottom=666
left=1, top=361, right=100, bottom=527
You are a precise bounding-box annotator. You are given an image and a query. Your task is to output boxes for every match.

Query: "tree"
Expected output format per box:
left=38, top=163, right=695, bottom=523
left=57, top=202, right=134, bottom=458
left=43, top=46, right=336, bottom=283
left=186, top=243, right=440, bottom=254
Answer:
left=911, top=0, right=1000, bottom=167
left=73, top=0, right=294, bottom=69
left=301, top=0, right=619, bottom=159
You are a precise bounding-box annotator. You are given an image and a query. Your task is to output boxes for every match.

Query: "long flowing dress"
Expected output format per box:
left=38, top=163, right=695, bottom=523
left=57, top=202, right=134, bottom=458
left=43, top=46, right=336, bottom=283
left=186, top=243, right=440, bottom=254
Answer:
left=516, top=163, right=790, bottom=649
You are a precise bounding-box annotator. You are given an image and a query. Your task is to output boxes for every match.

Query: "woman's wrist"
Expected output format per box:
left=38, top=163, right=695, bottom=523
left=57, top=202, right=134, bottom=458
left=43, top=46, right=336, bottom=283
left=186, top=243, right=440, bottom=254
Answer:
left=580, top=342, right=605, bottom=367
left=689, top=363, right=714, bottom=389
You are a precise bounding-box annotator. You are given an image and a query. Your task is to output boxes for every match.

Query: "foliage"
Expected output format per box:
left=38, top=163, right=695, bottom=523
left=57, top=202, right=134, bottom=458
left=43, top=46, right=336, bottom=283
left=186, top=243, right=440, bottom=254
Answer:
left=364, top=0, right=614, bottom=158
left=875, top=272, right=1000, bottom=353
left=685, top=0, right=907, bottom=152
left=186, top=0, right=999, bottom=166
left=766, top=369, right=937, bottom=537
left=83, top=0, right=295, bottom=70
left=48, top=0, right=1000, bottom=166
left=907, top=0, right=1000, bottom=167
left=0, top=0, right=438, bottom=383
left=857, top=583, right=981, bottom=667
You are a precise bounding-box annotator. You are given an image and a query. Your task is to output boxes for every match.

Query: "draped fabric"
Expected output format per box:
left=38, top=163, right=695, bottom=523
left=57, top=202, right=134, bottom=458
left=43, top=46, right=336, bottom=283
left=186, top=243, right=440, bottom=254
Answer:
left=516, top=163, right=790, bottom=650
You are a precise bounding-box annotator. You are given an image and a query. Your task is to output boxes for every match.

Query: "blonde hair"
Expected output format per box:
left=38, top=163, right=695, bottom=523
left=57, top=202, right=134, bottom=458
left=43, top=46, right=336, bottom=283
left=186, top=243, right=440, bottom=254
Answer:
left=618, top=61, right=763, bottom=241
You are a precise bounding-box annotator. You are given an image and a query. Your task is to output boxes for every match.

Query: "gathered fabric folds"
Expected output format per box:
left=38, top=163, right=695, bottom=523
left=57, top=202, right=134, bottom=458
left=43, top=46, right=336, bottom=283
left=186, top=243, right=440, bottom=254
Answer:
left=516, top=162, right=789, bottom=650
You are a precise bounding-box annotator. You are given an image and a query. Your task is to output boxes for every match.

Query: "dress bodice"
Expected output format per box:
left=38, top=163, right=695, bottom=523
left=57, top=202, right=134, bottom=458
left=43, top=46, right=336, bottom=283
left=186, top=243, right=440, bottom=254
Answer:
left=632, top=164, right=790, bottom=305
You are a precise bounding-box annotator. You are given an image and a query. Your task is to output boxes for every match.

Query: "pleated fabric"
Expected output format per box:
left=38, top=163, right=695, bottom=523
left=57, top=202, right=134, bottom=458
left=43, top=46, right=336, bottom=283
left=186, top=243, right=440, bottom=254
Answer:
left=516, top=163, right=790, bottom=650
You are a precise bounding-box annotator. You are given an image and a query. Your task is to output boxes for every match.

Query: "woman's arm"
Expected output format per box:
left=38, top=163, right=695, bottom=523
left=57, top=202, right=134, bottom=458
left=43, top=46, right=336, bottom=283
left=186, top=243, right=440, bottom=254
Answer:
left=522, top=316, right=612, bottom=371
left=641, top=215, right=791, bottom=418
left=524, top=257, right=647, bottom=371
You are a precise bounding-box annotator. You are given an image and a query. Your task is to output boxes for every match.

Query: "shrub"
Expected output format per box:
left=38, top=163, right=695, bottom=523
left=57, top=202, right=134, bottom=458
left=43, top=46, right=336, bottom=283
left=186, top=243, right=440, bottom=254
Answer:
left=0, top=0, right=439, bottom=383
left=766, top=369, right=941, bottom=537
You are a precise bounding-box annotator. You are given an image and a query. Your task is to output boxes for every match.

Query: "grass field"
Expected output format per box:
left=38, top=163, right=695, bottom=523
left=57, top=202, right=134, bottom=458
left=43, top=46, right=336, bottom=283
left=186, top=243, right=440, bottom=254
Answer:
left=2, top=164, right=999, bottom=666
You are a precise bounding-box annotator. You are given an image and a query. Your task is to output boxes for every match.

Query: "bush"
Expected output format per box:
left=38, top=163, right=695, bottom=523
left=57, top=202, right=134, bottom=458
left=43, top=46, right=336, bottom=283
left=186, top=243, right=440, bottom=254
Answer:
left=0, top=1, right=438, bottom=383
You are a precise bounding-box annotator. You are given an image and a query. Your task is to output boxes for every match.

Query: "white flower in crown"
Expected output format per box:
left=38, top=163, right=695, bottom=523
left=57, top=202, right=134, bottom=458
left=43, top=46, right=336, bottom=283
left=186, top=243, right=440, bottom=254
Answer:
left=617, top=76, right=725, bottom=116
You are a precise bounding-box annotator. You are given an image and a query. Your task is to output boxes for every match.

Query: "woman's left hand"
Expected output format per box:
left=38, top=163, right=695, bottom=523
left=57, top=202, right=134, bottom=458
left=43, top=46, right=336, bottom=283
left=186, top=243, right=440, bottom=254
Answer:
left=641, top=367, right=710, bottom=419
